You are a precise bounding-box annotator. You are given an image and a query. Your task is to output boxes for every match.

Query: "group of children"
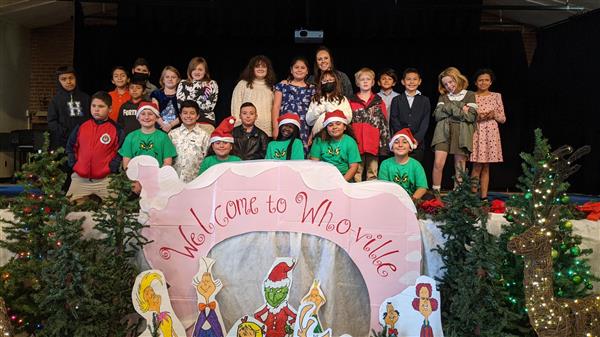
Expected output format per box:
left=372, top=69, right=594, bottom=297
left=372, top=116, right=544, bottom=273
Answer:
left=51, top=48, right=505, bottom=205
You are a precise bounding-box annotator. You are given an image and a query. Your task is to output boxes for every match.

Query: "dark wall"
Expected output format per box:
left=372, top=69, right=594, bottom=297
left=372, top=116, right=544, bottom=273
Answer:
left=74, top=0, right=529, bottom=191
left=527, top=9, right=600, bottom=195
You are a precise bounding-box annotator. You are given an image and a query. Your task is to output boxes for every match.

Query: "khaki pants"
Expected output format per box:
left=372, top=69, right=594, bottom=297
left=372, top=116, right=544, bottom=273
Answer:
left=66, top=172, right=112, bottom=202
left=354, top=154, right=378, bottom=182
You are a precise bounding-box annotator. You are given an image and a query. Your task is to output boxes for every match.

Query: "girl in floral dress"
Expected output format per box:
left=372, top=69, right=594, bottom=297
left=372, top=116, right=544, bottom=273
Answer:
left=470, top=68, right=506, bottom=200
left=177, top=57, right=219, bottom=134
left=271, top=57, right=316, bottom=149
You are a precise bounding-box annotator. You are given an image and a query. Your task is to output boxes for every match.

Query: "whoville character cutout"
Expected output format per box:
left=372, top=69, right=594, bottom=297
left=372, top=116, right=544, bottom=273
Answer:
left=294, top=280, right=332, bottom=337
left=411, top=283, right=438, bottom=337
left=237, top=316, right=266, bottom=337
left=226, top=315, right=265, bottom=337
left=382, top=302, right=399, bottom=337
left=192, top=257, right=227, bottom=337
left=254, top=258, right=297, bottom=337
left=132, top=270, right=186, bottom=337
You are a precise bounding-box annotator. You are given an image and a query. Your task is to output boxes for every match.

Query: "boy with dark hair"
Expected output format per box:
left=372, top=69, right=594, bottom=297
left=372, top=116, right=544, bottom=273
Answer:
left=389, top=67, right=431, bottom=162
left=48, top=65, right=91, bottom=149
left=232, top=102, right=269, bottom=160
left=377, top=68, right=400, bottom=123
left=379, top=128, right=428, bottom=203
left=131, top=57, right=158, bottom=100
left=66, top=91, right=123, bottom=203
left=169, top=100, right=210, bottom=183
left=117, top=73, right=147, bottom=135
left=108, top=66, right=130, bottom=121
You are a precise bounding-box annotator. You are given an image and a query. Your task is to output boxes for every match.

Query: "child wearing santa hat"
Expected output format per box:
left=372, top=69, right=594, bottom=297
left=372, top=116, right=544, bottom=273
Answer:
left=266, top=113, right=305, bottom=160
left=198, top=116, right=242, bottom=174
left=378, top=128, right=428, bottom=202
left=309, top=110, right=361, bottom=182
left=119, top=101, right=177, bottom=170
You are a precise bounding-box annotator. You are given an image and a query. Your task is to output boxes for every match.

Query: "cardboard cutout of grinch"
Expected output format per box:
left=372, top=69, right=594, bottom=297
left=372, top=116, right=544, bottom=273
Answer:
left=254, top=258, right=297, bottom=337
left=192, top=257, right=227, bottom=337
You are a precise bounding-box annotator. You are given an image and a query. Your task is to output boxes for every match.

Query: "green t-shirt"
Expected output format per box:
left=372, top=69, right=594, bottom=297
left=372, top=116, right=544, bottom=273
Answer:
left=309, top=134, right=361, bottom=174
left=198, top=155, right=242, bottom=174
left=118, top=129, right=177, bottom=167
left=265, top=138, right=305, bottom=160
left=378, top=157, right=428, bottom=196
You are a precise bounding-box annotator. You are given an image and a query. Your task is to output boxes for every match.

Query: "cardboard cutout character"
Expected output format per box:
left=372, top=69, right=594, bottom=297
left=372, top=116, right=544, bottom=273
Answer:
left=411, top=283, right=438, bottom=337
left=254, top=258, right=297, bottom=337
left=192, top=257, right=227, bottom=337
left=132, top=270, right=186, bottom=337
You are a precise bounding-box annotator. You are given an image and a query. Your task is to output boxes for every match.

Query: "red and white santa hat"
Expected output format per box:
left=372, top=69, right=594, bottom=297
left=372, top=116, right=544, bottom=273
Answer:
left=278, top=113, right=301, bottom=129
left=136, top=101, right=160, bottom=119
left=323, top=110, right=348, bottom=127
left=210, top=116, right=236, bottom=144
left=389, top=128, right=417, bottom=150
left=264, top=260, right=295, bottom=288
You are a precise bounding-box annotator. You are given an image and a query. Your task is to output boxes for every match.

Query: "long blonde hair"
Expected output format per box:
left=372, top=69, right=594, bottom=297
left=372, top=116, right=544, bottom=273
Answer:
left=137, top=272, right=162, bottom=312
left=437, top=67, right=468, bottom=94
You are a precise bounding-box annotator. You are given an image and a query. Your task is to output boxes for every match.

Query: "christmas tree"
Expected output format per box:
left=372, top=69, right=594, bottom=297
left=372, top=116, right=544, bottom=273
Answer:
left=434, top=173, right=520, bottom=337
left=37, top=172, right=149, bottom=337
left=0, top=134, right=149, bottom=336
left=498, top=129, right=597, bottom=335
left=0, top=134, right=68, bottom=332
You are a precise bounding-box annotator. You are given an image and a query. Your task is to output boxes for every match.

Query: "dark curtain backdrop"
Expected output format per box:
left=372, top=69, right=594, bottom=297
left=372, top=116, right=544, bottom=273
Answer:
left=527, top=9, right=600, bottom=195
left=73, top=0, right=529, bottom=191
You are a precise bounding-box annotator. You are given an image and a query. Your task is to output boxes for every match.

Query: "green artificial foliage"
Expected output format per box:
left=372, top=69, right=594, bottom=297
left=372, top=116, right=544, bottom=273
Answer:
left=0, top=134, right=149, bottom=336
left=498, top=129, right=598, bottom=335
left=37, top=171, right=149, bottom=337
left=0, top=134, right=68, bottom=332
left=434, top=173, right=520, bottom=337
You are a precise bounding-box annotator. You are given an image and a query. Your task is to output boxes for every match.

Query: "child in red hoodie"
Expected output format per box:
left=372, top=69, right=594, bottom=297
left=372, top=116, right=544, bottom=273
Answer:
left=66, top=91, right=124, bottom=203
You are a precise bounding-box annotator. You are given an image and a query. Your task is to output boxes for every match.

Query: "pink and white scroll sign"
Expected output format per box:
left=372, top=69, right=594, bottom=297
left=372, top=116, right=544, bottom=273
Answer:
left=127, top=156, right=422, bottom=333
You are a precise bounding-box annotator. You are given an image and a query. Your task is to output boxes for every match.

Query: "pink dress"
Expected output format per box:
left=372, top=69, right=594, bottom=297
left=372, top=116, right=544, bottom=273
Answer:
left=470, top=92, right=506, bottom=163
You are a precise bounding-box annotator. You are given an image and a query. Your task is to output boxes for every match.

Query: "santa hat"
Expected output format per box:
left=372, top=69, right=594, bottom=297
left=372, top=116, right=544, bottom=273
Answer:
left=210, top=116, right=236, bottom=144
left=136, top=101, right=160, bottom=119
left=389, top=128, right=417, bottom=150
left=278, top=113, right=301, bottom=129
left=264, top=260, right=295, bottom=288
left=323, top=110, right=348, bottom=127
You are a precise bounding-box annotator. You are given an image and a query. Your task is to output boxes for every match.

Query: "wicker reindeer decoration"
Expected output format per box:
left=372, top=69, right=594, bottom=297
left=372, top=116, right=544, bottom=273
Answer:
left=508, top=143, right=600, bottom=337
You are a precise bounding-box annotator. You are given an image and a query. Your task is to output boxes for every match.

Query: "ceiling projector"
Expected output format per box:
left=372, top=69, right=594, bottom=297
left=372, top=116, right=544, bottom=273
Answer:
left=294, top=29, right=324, bottom=43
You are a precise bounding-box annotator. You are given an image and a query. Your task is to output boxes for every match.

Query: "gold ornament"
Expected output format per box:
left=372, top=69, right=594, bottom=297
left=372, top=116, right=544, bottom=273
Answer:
left=509, top=225, right=600, bottom=337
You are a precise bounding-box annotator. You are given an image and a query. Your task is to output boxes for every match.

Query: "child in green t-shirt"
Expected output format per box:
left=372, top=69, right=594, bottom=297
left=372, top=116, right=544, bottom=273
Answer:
left=266, top=113, right=305, bottom=160
left=309, top=110, right=361, bottom=182
left=378, top=128, right=428, bottom=202
left=198, top=116, right=241, bottom=174
left=119, top=101, right=177, bottom=194
left=119, top=101, right=177, bottom=169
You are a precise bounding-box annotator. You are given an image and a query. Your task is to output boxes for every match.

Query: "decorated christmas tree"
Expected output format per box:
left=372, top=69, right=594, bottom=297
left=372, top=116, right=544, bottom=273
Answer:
left=37, top=172, right=148, bottom=337
left=498, top=129, right=597, bottom=335
left=434, top=173, right=520, bottom=337
left=0, top=134, right=68, bottom=332
left=0, top=134, right=148, bottom=336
